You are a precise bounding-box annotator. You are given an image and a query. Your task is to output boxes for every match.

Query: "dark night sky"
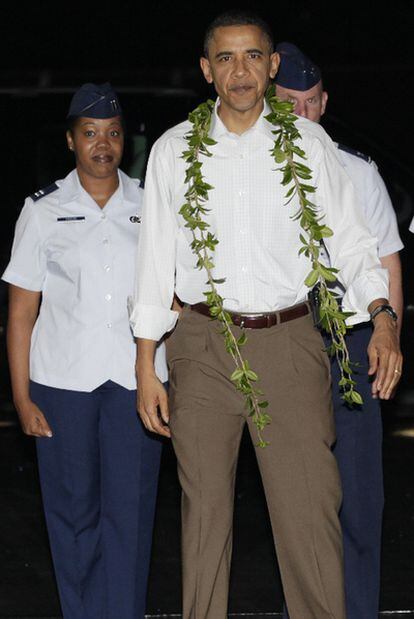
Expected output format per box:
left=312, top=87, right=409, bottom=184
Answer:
left=1, top=1, right=413, bottom=73
left=3, top=0, right=412, bottom=173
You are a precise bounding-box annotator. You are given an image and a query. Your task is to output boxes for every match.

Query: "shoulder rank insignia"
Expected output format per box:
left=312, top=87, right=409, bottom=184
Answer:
left=30, top=182, right=59, bottom=202
left=337, top=143, right=371, bottom=164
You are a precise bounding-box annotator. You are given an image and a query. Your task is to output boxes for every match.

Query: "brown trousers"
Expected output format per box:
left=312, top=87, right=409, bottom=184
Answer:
left=166, top=307, right=346, bottom=619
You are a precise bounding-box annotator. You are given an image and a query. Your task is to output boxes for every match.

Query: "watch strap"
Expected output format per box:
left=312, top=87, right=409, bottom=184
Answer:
left=370, top=304, right=398, bottom=322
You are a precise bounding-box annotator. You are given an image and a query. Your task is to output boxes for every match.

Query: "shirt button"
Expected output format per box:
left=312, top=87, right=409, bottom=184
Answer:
left=238, top=190, right=244, bottom=197
left=240, top=229, right=246, bottom=235
left=103, top=238, right=109, bottom=244
left=241, top=266, right=247, bottom=273
left=101, top=213, right=107, bottom=220
left=105, top=293, right=112, bottom=301
left=107, top=322, right=112, bottom=329
left=104, top=265, right=111, bottom=272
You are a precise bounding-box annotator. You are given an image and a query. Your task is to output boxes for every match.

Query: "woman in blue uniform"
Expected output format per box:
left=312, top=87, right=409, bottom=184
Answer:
left=2, top=83, right=167, bottom=619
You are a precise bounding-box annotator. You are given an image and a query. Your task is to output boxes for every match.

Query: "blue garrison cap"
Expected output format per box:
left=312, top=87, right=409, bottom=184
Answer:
left=67, top=82, right=122, bottom=119
left=275, top=42, right=321, bottom=91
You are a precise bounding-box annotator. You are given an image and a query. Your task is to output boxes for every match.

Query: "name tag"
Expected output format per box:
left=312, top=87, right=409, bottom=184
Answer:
left=57, top=216, right=86, bottom=222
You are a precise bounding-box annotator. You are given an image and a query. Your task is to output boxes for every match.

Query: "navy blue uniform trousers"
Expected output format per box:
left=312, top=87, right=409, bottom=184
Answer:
left=32, top=380, right=162, bottom=619
left=284, top=323, right=383, bottom=619
left=329, top=323, right=384, bottom=619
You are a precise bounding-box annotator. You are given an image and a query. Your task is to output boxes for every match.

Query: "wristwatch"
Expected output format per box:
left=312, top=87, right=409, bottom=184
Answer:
left=370, top=304, right=398, bottom=323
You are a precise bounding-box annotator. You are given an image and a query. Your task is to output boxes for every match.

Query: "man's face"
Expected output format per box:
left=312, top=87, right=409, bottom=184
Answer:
left=275, top=81, right=328, bottom=123
left=200, top=25, right=279, bottom=117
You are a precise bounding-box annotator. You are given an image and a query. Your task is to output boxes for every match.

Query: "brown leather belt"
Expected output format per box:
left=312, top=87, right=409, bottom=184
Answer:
left=190, top=301, right=310, bottom=328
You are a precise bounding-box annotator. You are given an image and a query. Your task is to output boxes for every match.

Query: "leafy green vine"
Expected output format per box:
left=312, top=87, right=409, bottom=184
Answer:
left=179, top=92, right=362, bottom=448
left=265, top=87, right=362, bottom=406
left=180, top=100, right=271, bottom=448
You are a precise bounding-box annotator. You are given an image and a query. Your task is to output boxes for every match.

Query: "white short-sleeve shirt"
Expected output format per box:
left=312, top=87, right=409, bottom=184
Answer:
left=2, top=169, right=167, bottom=391
left=335, top=144, right=403, bottom=258
left=318, top=144, right=403, bottom=297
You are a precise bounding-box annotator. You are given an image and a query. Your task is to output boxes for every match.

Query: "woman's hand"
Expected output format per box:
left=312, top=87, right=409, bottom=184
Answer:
left=6, top=284, right=45, bottom=436
left=16, top=399, right=53, bottom=438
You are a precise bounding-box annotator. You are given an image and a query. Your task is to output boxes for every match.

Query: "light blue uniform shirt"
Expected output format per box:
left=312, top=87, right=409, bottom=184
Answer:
left=3, top=169, right=167, bottom=391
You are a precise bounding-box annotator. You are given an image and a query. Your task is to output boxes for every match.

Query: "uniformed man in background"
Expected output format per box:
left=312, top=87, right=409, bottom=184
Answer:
left=275, top=42, right=404, bottom=619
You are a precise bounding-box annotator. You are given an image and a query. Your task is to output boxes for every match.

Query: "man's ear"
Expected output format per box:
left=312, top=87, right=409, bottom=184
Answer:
left=269, top=52, right=280, bottom=79
left=200, top=57, right=213, bottom=84
left=321, top=91, right=328, bottom=116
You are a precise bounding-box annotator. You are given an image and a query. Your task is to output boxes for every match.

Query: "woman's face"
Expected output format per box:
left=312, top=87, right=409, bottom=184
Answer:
left=66, top=116, right=124, bottom=180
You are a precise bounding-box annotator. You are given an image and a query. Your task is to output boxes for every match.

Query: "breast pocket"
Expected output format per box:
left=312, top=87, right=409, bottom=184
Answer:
left=46, top=221, right=85, bottom=286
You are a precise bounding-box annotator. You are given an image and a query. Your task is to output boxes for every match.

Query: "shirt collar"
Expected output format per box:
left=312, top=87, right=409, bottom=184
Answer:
left=209, top=97, right=276, bottom=142
left=59, top=169, right=128, bottom=208
left=58, top=169, right=82, bottom=205
left=119, top=169, right=141, bottom=205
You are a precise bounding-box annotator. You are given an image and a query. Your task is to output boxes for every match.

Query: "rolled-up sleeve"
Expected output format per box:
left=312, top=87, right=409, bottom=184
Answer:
left=2, top=199, right=46, bottom=291
left=129, top=139, right=180, bottom=341
left=314, top=140, right=389, bottom=324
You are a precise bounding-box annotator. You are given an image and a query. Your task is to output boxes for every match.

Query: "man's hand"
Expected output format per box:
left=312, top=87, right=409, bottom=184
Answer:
left=367, top=312, right=402, bottom=399
left=16, top=400, right=53, bottom=438
left=137, top=372, right=171, bottom=438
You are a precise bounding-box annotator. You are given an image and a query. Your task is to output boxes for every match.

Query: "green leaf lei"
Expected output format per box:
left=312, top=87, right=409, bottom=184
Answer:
left=179, top=89, right=362, bottom=447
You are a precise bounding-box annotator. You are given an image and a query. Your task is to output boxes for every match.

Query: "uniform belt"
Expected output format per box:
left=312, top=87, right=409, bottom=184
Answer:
left=189, top=301, right=310, bottom=328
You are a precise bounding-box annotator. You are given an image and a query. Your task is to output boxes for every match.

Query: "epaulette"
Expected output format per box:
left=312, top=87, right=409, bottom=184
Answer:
left=30, top=182, right=59, bottom=202
left=337, top=143, right=372, bottom=164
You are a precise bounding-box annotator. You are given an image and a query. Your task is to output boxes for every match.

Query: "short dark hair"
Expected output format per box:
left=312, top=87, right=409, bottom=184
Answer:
left=203, top=10, right=274, bottom=57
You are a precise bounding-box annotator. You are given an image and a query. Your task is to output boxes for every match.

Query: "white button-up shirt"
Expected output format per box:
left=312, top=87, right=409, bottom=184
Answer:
left=129, top=101, right=389, bottom=341
left=3, top=169, right=167, bottom=391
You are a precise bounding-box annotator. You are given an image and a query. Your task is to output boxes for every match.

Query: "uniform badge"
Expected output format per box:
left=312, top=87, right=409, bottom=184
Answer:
left=129, top=215, right=141, bottom=223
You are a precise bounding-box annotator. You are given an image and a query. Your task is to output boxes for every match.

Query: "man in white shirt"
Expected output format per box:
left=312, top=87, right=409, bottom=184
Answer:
left=130, top=11, right=402, bottom=619
left=274, top=42, right=403, bottom=619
